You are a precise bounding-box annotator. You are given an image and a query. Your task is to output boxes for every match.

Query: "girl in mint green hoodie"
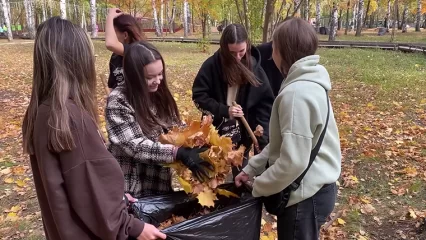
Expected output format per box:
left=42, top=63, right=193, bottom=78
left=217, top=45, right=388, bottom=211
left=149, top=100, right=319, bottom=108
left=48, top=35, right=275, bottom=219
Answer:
left=235, top=18, right=341, bottom=240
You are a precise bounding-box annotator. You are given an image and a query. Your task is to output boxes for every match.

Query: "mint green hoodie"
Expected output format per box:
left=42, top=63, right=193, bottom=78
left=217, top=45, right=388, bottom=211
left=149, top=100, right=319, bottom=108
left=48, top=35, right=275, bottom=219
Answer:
left=243, top=55, right=341, bottom=207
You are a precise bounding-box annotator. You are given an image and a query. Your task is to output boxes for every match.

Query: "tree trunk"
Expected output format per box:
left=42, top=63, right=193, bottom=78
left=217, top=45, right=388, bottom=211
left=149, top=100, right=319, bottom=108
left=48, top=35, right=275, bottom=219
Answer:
left=401, top=5, right=407, bottom=32
left=152, top=0, right=161, bottom=36
left=391, top=0, right=398, bottom=42
left=201, top=12, right=207, bottom=38
left=345, top=0, right=350, bottom=34
left=384, top=0, right=390, bottom=29
left=81, top=4, right=86, bottom=31
left=329, top=2, right=338, bottom=41
left=363, top=0, right=370, bottom=27
left=1, top=0, right=13, bottom=41
left=415, top=0, right=421, bottom=31
left=242, top=0, right=250, bottom=34
left=351, top=0, right=358, bottom=31
left=304, top=0, right=309, bottom=20
left=48, top=0, right=52, bottom=17
left=355, top=0, right=364, bottom=36
left=396, top=1, right=400, bottom=29
left=338, top=9, right=343, bottom=30
left=169, top=0, right=176, bottom=33
left=41, top=0, right=47, bottom=21
left=315, top=0, right=321, bottom=32
left=294, top=0, right=301, bottom=16
left=234, top=0, right=245, bottom=26
left=263, top=0, right=277, bottom=43
left=369, top=13, right=374, bottom=28
left=60, top=0, right=66, bottom=19
left=183, top=0, right=188, bottom=37
left=90, top=0, right=97, bottom=38
left=160, top=0, right=164, bottom=36
left=24, top=0, right=36, bottom=39
left=191, top=3, right=195, bottom=33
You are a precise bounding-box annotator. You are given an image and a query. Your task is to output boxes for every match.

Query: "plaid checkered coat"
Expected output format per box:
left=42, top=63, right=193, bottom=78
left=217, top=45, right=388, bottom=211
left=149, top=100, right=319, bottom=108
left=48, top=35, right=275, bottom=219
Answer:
left=106, top=85, right=177, bottom=198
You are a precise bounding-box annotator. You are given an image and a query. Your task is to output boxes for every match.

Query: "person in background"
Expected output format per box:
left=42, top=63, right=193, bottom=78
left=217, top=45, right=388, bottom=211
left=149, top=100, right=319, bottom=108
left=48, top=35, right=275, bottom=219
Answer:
left=257, top=41, right=284, bottom=97
left=192, top=23, right=274, bottom=178
left=235, top=18, right=341, bottom=239
left=22, top=17, right=165, bottom=240
left=106, top=41, right=213, bottom=198
left=105, top=8, right=145, bottom=90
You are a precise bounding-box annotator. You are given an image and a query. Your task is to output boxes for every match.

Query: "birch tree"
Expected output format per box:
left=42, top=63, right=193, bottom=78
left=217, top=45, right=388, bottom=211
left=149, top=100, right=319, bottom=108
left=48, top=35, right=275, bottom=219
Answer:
left=183, top=0, right=189, bottom=37
left=351, top=0, right=358, bottom=31
left=160, top=0, right=164, bottom=35
left=169, top=0, right=176, bottom=33
left=60, top=0, right=66, bottom=19
left=24, top=0, right=36, bottom=39
left=41, top=0, right=47, bottom=21
left=329, top=2, right=338, bottom=41
left=355, top=0, right=364, bottom=36
left=90, top=0, right=97, bottom=37
left=263, top=0, right=277, bottom=43
left=415, top=0, right=421, bottom=31
left=152, top=0, right=161, bottom=36
left=401, top=4, right=408, bottom=32
left=1, top=0, right=13, bottom=41
left=316, top=0, right=321, bottom=32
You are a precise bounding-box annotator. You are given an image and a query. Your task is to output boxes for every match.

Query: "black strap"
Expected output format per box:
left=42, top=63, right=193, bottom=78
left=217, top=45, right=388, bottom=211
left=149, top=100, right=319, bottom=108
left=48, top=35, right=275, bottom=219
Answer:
left=289, top=91, right=330, bottom=191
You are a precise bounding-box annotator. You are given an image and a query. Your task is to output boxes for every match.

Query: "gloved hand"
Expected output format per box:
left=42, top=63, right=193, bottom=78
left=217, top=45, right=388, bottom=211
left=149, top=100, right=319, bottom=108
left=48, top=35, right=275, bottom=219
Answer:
left=176, top=147, right=214, bottom=182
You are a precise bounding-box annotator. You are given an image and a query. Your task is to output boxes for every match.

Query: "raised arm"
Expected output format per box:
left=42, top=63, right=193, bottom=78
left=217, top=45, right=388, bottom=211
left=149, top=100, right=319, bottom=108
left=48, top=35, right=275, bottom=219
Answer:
left=105, top=8, right=125, bottom=56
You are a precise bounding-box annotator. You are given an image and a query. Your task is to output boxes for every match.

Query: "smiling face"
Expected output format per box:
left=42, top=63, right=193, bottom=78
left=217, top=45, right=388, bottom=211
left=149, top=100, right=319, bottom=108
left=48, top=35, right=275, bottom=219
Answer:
left=228, top=42, right=247, bottom=61
left=144, top=59, right=163, bottom=92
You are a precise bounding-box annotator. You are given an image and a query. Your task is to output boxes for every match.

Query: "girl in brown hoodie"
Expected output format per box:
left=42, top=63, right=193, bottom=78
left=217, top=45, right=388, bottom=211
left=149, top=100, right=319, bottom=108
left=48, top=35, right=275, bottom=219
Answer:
left=22, top=17, right=165, bottom=240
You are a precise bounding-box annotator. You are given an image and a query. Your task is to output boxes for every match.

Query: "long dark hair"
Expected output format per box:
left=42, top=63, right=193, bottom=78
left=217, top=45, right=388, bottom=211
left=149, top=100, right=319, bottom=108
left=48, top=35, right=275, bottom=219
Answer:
left=219, top=24, right=259, bottom=86
left=123, top=41, right=180, bottom=135
left=22, top=17, right=98, bottom=154
left=113, top=14, right=145, bottom=43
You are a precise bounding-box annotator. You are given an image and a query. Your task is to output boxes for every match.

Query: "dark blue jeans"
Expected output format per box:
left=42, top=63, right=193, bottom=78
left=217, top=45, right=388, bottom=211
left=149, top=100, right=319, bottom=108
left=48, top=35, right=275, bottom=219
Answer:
left=277, top=183, right=337, bottom=240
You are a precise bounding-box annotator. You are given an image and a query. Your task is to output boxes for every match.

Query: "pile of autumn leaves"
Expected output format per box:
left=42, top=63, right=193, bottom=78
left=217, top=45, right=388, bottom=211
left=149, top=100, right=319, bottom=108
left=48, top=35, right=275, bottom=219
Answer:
left=159, top=115, right=245, bottom=207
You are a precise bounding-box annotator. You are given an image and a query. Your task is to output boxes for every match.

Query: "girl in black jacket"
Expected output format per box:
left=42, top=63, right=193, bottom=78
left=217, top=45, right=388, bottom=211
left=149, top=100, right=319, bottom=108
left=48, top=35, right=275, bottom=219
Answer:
left=192, top=24, right=274, bottom=177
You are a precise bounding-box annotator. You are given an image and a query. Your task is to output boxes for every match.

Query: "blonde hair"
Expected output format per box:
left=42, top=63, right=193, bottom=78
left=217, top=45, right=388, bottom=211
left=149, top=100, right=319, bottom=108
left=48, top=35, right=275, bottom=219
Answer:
left=23, top=17, right=98, bottom=154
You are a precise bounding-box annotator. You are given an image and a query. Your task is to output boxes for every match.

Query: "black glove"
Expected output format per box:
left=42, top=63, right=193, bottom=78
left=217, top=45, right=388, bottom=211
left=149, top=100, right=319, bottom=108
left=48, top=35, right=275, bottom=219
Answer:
left=176, top=147, right=214, bottom=182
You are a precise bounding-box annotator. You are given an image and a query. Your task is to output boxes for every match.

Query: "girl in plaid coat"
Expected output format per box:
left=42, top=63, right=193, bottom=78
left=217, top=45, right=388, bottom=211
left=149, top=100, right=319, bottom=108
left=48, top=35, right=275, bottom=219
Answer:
left=106, top=41, right=213, bottom=198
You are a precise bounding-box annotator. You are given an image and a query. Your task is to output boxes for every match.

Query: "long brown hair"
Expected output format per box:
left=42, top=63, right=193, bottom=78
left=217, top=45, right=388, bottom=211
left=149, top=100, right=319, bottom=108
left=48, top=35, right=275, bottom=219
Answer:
left=22, top=17, right=98, bottom=154
left=219, top=24, right=259, bottom=86
left=123, top=41, right=180, bottom=135
left=113, top=14, right=145, bottom=43
left=272, top=18, right=318, bottom=74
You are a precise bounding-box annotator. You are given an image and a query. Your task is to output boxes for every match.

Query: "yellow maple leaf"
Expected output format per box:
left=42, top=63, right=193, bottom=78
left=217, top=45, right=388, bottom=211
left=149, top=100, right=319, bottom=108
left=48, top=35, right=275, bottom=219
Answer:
left=4, top=178, right=13, bottom=184
left=177, top=176, right=192, bottom=194
left=337, top=218, right=346, bottom=225
left=216, top=188, right=239, bottom=198
left=197, top=189, right=217, bottom=207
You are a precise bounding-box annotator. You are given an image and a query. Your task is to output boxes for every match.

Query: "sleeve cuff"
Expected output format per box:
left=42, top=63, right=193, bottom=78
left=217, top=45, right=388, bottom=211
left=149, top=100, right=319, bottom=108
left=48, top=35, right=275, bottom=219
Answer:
left=242, top=164, right=258, bottom=179
left=129, top=218, right=145, bottom=238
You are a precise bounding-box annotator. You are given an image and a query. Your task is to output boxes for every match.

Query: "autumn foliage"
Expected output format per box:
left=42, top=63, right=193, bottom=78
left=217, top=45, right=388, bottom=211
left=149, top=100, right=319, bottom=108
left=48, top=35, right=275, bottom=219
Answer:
left=159, top=115, right=245, bottom=207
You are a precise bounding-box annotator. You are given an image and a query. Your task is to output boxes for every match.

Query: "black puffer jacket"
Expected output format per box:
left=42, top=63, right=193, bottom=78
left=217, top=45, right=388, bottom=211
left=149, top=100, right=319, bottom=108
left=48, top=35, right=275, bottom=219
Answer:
left=192, top=46, right=274, bottom=149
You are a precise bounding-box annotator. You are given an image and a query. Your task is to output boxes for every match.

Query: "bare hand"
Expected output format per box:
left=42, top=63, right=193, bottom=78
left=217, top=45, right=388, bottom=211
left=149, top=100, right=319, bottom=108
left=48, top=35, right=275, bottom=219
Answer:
left=137, top=223, right=166, bottom=240
left=107, top=8, right=123, bottom=20
left=125, top=193, right=138, bottom=203
left=235, top=171, right=250, bottom=187
left=228, top=105, right=243, bottom=119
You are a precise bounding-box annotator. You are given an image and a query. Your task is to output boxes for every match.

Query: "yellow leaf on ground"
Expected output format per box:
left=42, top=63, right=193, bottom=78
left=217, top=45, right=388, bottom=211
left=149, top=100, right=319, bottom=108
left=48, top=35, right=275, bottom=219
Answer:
left=337, top=218, right=346, bottom=225
left=358, top=236, right=368, bottom=240
left=177, top=177, right=192, bottom=194
left=0, top=168, right=11, bottom=176
left=408, top=209, right=417, bottom=219
left=4, top=178, right=13, bottom=184
left=16, top=179, right=26, bottom=187
left=10, top=205, right=21, bottom=213
left=216, top=188, right=239, bottom=198
left=260, top=236, right=269, bottom=240
left=5, top=212, right=18, bottom=222
left=197, top=189, right=217, bottom=207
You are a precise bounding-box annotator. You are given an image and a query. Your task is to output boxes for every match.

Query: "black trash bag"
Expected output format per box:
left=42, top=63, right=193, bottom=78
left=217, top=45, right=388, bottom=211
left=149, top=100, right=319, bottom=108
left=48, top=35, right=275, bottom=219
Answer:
left=129, top=183, right=262, bottom=240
